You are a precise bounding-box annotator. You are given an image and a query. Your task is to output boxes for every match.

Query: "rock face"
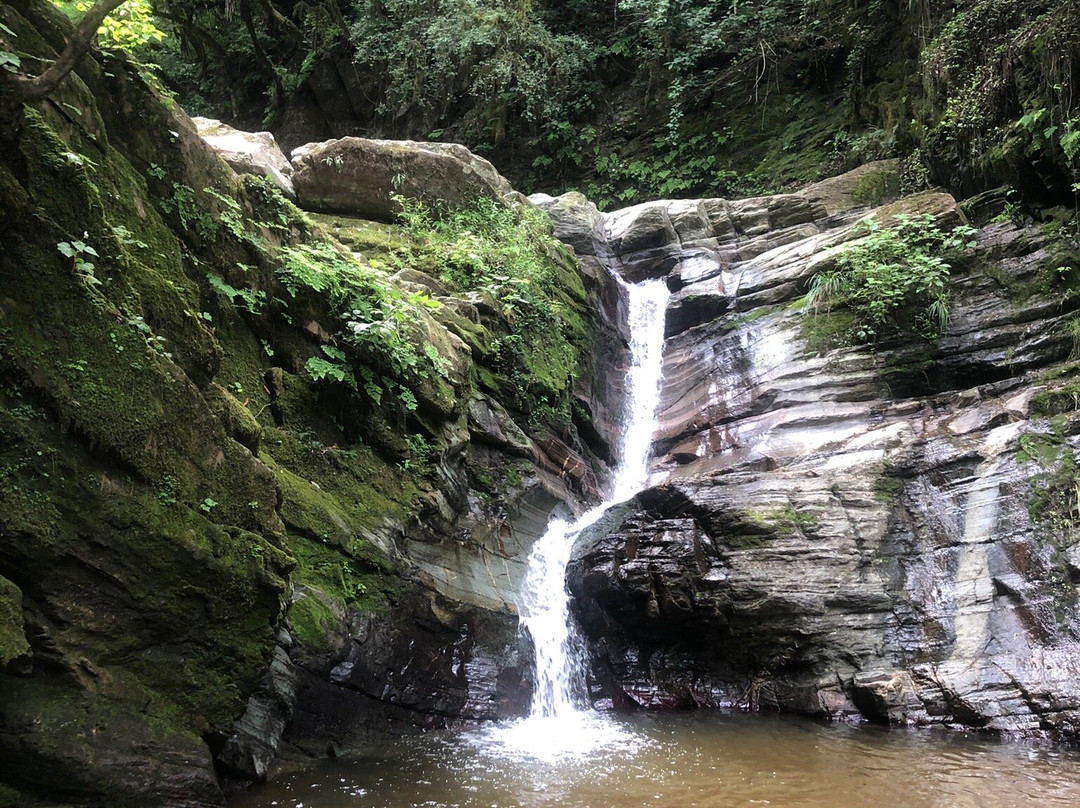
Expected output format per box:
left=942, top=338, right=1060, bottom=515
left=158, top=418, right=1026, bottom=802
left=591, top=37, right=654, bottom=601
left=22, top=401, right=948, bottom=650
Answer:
left=290, top=137, right=516, bottom=219
left=1, top=4, right=622, bottom=805
left=193, top=117, right=297, bottom=200
left=560, top=165, right=1080, bottom=738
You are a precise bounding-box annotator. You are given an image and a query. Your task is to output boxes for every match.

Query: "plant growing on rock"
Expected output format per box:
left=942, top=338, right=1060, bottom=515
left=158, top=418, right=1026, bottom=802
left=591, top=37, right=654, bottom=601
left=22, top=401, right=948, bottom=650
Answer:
left=805, top=213, right=976, bottom=348
left=278, top=240, right=441, bottom=413
left=393, top=195, right=588, bottom=428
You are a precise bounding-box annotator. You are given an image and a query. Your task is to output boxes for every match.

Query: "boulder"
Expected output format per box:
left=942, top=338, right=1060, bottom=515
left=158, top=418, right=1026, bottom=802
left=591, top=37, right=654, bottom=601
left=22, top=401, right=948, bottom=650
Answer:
left=529, top=192, right=606, bottom=256
left=290, top=137, right=515, bottom=219
left=796, top=158, right=901, bottom=215
left=193, top=117, right=296, bottom=200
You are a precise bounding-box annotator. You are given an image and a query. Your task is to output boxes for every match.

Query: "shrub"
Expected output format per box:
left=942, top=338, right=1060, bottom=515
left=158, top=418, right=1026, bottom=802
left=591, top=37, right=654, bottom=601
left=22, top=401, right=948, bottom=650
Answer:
left=277, top=241, right=440, bottom=412
left=394, top=196, right=586, bottom=427
left=805, top=213, right=976, bottom=347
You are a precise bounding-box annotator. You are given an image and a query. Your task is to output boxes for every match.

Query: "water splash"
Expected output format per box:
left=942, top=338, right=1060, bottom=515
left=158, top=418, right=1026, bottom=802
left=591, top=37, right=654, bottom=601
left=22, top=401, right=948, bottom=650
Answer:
left=490, top=277, right=669, bottom=758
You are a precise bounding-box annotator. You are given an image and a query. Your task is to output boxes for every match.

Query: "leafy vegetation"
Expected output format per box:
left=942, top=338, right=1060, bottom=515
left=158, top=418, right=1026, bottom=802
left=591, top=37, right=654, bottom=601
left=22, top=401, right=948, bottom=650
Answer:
left=921, top=0, right=1080, bottom=196
left=276, top=240, right=441, bottom=413
left=51, top=0, right=165, bottom=51
left=347, top=0, right=595, bottom=142
left=20, top=0, right=1049, bottom=212
left=392, top=195, right=588, bottom=427
left=804, top=213, right=977, bottom=349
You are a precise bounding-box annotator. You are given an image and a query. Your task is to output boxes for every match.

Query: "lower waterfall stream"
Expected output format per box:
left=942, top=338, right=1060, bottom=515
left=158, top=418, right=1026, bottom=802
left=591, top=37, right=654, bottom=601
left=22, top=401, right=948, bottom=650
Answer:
left=231, top=277, right=1080, bottom=807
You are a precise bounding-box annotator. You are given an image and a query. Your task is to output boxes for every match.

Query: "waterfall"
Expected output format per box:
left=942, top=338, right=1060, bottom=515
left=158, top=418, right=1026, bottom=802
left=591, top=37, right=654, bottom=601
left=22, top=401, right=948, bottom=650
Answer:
left=488, top=276, right=668, bottom=756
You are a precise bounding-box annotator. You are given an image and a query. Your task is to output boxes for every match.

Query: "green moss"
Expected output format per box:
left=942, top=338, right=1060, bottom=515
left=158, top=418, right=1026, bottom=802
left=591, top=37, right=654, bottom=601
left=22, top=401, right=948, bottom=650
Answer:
left=743, top=505, right=818, bottom=537
left=307, top=213, right=416, bottom=264
left=729, top=303, right=785, bottom=329
left=389, top=197, right=592, bottom=432
left=0, top=575, right=29, bottom=667
left=1016, top=428, right=1080, bottom=531
left=214, top=320, right=274, bottom=426
left=1, top=110, right=281, bottom=534
left=0, top=392, right=290, bottom=733
left=852, top=167, right=901, bottom=207
left=1033, top=387, right=1080, bottom=417
left=801, top=308, right=858, bottom=355
left=274, top=463, right=357, bottom=545
left=288, top=534, right=395, bottom=615
left=203, top=383, right=263, bottom=452
left=1033, top=363, right=1080, bottom=416
left=433, top=302, right=496, bottom=358
left=255, top=420, right=405, bottom=648
left=287, top=593, right=337, bottom=653
left=0, top=676, right=213, bottom=805
left=721, top=531, right=776, bottom=550
left=262, top=426, right=414, bottom=533
left=992, top=241, right=1080, bottom=303
left=873, top=475, right=904, bottom=503
left=737, top=93, right=854, bottom=191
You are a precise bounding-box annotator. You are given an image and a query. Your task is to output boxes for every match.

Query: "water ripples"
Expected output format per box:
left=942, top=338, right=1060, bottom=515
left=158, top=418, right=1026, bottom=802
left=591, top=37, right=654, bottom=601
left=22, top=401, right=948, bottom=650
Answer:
left=233, top=712, right=1080, bottom=808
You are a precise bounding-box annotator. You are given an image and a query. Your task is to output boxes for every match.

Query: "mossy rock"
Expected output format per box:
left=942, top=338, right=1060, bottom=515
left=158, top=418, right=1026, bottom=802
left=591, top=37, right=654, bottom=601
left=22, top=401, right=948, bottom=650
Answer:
left=286, top=589, right=340, bottom=654
left=0, top=576, right=29, bottom=667
left=204, top=382, right=264, bottom=453
left=0, top=678, right=223, bottom=807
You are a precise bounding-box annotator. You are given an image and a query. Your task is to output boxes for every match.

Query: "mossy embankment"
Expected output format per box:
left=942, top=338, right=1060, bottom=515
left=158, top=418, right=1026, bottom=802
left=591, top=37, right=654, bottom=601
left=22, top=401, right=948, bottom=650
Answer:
left=0, top=2, right=600, bottom=804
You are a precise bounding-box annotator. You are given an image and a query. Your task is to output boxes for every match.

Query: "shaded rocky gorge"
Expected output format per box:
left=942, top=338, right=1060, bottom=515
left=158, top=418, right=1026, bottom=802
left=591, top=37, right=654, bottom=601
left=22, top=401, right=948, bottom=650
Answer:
left=4, top=3, right=1080, bottom=806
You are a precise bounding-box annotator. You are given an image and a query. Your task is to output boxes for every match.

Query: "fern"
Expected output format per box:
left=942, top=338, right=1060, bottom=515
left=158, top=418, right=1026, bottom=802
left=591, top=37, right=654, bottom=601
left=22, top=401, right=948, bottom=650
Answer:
left=804, top=214, right=976, bottom=348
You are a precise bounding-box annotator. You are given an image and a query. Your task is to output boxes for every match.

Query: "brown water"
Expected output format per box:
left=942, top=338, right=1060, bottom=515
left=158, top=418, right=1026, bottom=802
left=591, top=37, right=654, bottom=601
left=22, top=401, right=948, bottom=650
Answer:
left=232, top=712, right=1080, bottom=808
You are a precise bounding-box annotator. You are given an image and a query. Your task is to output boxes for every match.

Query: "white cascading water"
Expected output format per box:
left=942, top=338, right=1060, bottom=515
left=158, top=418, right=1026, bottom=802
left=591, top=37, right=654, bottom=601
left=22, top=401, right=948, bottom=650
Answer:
left=486, top=276, right=669, bottom=759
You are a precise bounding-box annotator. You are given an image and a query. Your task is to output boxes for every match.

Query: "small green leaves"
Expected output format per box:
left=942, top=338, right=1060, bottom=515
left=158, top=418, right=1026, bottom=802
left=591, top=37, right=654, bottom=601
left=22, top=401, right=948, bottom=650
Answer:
left=207, top=273, right=265, bottom=314
left=56, top=239, right=98, bottom=260
left=305, top=343, right=359, bottom=391
left=57, top=237, right=102, bottom=290
left=805, top=213, right=976, bottom=348
left=0, top=51, right=20, bottom=74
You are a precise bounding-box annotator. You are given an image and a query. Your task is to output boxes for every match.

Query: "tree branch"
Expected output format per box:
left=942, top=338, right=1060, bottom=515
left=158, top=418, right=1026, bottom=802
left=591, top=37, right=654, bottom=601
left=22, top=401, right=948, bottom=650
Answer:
left=3, top=0, right=128, bottom=107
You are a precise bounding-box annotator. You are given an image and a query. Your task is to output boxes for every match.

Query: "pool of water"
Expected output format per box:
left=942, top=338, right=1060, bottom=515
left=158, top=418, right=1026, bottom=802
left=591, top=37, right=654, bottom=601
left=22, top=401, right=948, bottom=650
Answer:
left=230, top=711, right=1080, bottom=808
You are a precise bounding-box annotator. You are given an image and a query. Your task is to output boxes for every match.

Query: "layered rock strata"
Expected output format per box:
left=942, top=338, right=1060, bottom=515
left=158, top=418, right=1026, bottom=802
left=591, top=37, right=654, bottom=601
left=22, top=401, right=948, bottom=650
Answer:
left=560, top=165, right=1080, bottom=738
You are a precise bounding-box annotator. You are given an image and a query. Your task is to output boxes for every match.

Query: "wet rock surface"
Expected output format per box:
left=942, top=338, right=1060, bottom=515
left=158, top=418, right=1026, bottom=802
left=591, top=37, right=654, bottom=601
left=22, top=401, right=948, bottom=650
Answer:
left=284, top=585, right=533, bottom=754
left=557, top=166, right=1080, bottom=738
